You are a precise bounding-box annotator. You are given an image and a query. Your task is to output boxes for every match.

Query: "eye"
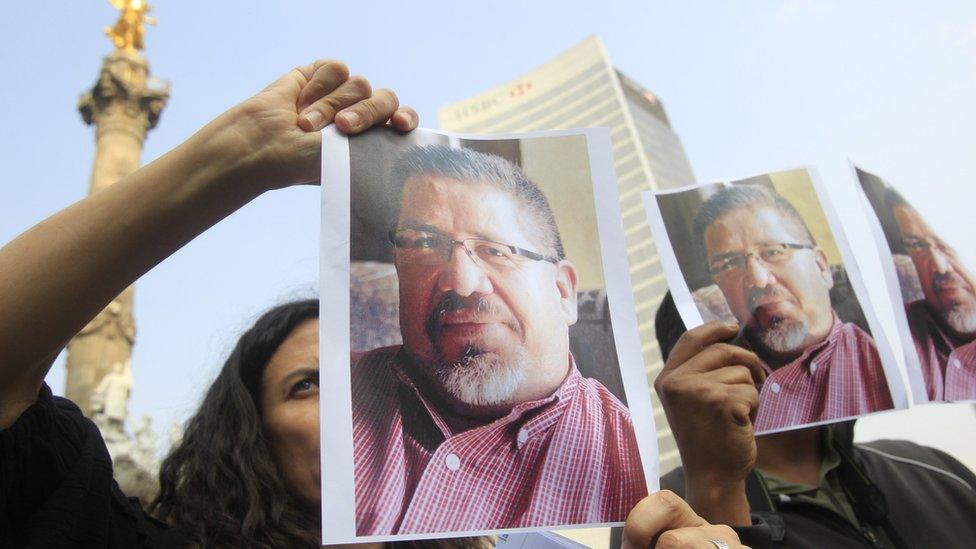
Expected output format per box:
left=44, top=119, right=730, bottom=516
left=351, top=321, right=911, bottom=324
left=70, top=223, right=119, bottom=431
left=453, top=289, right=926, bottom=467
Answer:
left=712, top=257, right=738, bottom=273
left=936, top=242, right=957, bottom=257
left=904, top=238, right=926, bottom=251
left=410, top=232, right=447, bottom=250
left=415, top=235, right=440, bottom=248
left=395, top=230, right=443, bottom=250
left=289, top=374, right=319, bottom=397
left=475, top=242, right=509, bottom=259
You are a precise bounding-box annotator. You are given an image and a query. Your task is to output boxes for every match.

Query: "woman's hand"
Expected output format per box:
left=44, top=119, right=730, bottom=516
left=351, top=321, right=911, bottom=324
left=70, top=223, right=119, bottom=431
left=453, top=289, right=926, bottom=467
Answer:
left=211, top=59, right=418, bottom=192
left=622, top=490, right=748, bottom=549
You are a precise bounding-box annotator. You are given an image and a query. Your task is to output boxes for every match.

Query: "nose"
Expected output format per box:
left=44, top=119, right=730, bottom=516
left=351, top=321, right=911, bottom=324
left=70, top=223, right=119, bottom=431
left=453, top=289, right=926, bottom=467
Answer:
left=437, top=243, right=494, bottom=297
left=928, top=247, right=953, bottom=274
left=742, top=254, right=774, bottom=289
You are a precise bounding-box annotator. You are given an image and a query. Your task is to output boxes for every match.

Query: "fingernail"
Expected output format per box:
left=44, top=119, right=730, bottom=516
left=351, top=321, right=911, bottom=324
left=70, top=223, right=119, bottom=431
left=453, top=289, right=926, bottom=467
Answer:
left=395, top=111, right=413, bottom=127
left=302, top=109, right=324, bottom=130
left=725, top=322, right=740, bottom=331
left=339, top=111, right=361, bottom=128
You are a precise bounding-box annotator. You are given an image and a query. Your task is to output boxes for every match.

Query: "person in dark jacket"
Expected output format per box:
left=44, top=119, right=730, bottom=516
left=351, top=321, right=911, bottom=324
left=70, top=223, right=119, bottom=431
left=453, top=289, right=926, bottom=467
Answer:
left=620, top=292, right=976, bottom=548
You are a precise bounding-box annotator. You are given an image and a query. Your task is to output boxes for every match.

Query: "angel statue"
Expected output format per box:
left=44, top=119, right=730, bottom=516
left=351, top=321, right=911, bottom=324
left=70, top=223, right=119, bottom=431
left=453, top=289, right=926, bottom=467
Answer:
left=105, top=0, right=157, bottom=52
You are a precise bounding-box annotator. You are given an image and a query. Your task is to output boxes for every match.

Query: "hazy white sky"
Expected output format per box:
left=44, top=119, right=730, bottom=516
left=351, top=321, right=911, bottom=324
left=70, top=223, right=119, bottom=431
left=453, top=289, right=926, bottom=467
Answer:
left=2, top=1, right=975, bottom=461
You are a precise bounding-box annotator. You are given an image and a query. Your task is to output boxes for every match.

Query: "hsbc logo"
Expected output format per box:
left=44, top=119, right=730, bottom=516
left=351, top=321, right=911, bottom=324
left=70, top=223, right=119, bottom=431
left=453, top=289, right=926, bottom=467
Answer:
left=509, top=82, right=533, bottom=98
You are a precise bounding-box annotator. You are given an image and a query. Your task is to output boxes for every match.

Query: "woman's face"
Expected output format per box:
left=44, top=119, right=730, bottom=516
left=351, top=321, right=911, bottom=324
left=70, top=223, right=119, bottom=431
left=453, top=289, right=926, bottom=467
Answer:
left=259, top=318, right=321, bottom=506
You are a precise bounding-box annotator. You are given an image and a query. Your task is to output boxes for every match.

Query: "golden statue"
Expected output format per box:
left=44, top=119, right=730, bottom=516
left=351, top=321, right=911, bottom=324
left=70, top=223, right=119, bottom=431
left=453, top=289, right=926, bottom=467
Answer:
left=105, top=0, right=156, bottom=52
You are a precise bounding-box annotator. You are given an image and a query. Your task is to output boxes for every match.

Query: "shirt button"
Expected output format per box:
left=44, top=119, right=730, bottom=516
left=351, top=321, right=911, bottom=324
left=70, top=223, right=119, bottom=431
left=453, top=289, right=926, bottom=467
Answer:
left=517, top=429, right=529, bottom=444
left=809, top=364, right=818, bottom=374
left=445, top=453, right=461, bottom=471
left=952, top=358, right=963, bottom=369
left=770, top=382, right=782, bottom=394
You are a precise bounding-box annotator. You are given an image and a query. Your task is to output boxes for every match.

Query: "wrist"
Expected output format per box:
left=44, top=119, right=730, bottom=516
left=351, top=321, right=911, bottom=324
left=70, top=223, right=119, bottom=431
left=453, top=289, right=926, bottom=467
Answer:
left=182, top=108, right=274, bottom=199
left=686, top=477, right=751, bottom=526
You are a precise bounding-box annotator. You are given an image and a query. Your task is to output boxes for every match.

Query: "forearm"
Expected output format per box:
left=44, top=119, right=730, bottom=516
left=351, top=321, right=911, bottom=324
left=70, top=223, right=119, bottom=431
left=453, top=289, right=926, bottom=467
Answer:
left=0, top=109, right=266, bottom=420
left=686, top=478, right=752, bottom=527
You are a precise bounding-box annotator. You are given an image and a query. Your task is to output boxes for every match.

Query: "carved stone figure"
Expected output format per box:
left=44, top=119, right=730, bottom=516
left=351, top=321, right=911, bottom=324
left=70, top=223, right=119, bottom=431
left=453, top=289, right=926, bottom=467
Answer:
left=134, top=414, right=158, bottom=468
left=168, top=421, right=183, bottom=449
left=91, top=359, right=132, bottom=430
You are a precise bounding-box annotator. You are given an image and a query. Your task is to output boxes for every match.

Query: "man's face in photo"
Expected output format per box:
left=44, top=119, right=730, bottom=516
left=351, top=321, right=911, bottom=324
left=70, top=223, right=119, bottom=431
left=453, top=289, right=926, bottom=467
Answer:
left=893, top=204, right=976, bottom=337
left=704, top=205, right=835, bottom=358
left=394, top=174, right=578, bottom=415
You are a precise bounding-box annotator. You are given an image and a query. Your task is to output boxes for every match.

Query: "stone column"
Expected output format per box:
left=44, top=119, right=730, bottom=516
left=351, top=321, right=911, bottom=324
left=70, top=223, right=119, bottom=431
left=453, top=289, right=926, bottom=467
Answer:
left=65, top=49, right=168, bottom=417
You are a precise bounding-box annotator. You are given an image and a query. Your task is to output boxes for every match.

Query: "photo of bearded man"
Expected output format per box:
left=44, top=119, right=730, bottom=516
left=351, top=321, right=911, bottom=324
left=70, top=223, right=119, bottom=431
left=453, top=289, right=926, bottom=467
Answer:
left=649, top=170, right=901, bottom=433
left=856, top=165, right=976, bottom=403
left=343, top=133, right=647, bottom=537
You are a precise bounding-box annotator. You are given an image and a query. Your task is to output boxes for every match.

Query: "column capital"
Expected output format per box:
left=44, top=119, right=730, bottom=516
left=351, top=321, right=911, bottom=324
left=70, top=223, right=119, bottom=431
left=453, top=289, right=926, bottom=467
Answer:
left=78, top=50, right=169, bottom=138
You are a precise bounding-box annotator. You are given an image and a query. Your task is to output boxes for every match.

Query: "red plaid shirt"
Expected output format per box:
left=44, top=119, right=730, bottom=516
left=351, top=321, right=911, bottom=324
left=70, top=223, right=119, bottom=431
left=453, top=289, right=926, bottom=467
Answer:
left=944, top=341, right=976, bottom=401
left=351, top=346, right=647, bottom=535
left=905, top=300, right=976, bottom=401
left=751, top=318, right=894, bottom=432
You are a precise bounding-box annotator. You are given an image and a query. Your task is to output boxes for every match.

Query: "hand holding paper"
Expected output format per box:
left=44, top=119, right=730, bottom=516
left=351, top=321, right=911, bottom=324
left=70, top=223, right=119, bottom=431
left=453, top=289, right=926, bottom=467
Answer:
left=655, top=321, right=761, bottom=525
left=622, top=490, right=746, bottom=549
left=215, top=59, right=418, bottom=192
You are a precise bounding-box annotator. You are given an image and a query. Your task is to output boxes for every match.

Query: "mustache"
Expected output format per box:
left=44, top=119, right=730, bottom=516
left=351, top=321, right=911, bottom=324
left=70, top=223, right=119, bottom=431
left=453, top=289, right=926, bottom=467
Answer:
left=933, top=271, right=973, bottom=295
left=425, top=292, right=508, bottom=336
left=746, top=285, right=793, bottom=312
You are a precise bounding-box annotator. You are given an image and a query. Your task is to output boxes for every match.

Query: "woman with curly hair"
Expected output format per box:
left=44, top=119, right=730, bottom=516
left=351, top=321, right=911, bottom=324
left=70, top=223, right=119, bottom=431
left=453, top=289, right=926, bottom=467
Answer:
left=0, top=55, right=740, bottom=548
left=149, top=298, right=490, bottom=548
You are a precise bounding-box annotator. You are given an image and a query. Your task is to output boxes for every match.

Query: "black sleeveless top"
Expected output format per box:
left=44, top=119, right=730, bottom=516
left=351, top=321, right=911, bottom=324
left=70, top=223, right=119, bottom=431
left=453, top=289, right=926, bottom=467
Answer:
left=0, top=384, right=186, bottom=548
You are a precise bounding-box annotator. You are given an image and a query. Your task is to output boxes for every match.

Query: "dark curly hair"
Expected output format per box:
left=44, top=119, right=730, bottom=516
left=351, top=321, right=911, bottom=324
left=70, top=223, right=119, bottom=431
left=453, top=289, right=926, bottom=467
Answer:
left=149, top=299, right=493, bottom=548
left=150, top=299, right=321, bottom=547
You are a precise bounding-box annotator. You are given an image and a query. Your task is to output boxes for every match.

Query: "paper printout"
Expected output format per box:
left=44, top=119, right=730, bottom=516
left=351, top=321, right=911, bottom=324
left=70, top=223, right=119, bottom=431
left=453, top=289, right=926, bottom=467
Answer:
left=495, top=531, right=590, bottom=549
left=642, top=168, right=907, bottom=434
left=320, top=126, right=658, bottom=543
left=854, top=166, right=976, bottom=403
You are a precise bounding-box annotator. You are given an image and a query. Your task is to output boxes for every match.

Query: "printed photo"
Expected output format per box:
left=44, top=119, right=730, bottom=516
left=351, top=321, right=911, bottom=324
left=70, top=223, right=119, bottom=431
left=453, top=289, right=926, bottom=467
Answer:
left=643, top=169, right=907, bottom=433
left=320, top=127, right=656, bottom=543
left=856, top=167, right=976, bottom=402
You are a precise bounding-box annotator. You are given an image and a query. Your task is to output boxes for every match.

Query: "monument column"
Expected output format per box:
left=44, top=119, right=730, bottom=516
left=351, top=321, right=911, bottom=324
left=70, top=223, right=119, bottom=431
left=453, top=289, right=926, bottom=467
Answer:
left=65, top=4, right=168, bottom=417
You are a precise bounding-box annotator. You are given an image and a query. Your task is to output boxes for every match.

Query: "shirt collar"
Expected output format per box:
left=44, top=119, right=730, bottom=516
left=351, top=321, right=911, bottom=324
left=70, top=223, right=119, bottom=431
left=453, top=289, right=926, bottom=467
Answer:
left=392, top=349, right=581, bottom=446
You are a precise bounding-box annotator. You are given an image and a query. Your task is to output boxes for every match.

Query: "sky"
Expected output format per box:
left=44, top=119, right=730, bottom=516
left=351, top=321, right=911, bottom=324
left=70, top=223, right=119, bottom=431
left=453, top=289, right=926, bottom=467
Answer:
left=2, top=1, right=976, bottom=464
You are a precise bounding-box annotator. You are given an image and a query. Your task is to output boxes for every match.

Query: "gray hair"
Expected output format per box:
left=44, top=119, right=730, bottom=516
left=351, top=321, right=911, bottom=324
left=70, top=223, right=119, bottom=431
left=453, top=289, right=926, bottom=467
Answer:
left=883, top=187, right=910, bottom=211
left=692, top=185, right=816, bottom=259
left=391, top=145, right=565, bottom=260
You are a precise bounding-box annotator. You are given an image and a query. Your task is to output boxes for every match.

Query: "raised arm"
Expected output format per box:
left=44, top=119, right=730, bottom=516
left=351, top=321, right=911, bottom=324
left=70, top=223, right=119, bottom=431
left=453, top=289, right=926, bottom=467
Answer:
left=0, top=59, right=417, bottom=428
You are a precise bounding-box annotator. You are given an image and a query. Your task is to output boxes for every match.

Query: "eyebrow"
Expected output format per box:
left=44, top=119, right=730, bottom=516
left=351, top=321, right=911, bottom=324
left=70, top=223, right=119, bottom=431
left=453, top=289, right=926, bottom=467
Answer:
left=279, top=366, right=318, bottom=392
left=708, top=241, right=809, bottom=262
left=709, top=251, right=740, bottom=262
left=397, top=221, right=498, bottom=243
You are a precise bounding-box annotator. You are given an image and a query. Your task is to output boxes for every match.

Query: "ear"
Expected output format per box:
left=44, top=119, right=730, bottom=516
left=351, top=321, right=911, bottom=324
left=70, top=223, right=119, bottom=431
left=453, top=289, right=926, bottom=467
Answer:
left=554, top=260, right=579, bottom=326
left=814, top=247, right=834, bottom=289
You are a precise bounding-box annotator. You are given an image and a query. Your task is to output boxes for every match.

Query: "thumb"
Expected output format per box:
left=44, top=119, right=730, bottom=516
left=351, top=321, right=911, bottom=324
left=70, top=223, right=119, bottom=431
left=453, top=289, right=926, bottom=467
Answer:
left=623, top=490, right=708, bottom=548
